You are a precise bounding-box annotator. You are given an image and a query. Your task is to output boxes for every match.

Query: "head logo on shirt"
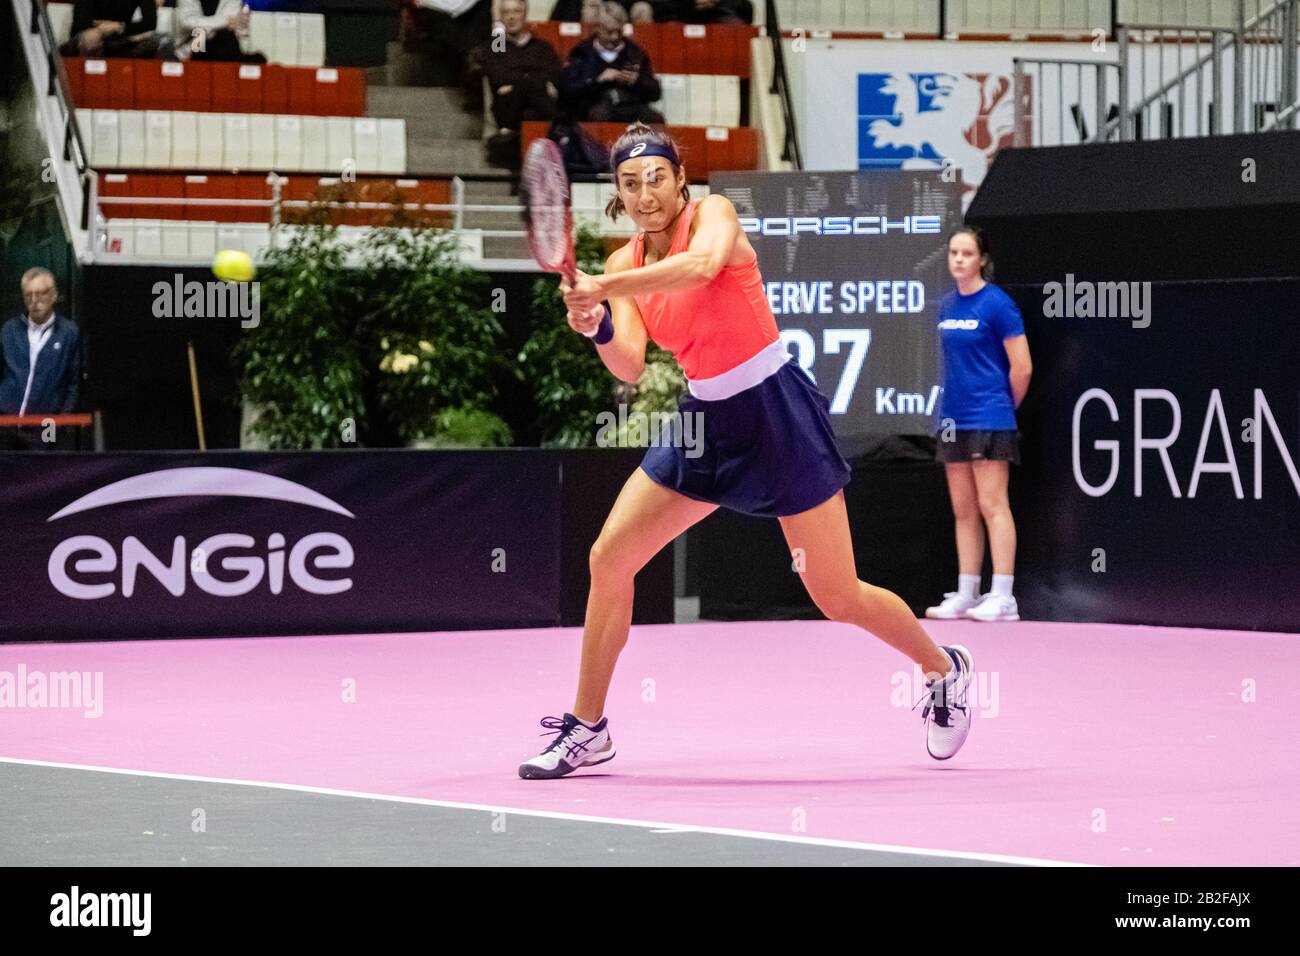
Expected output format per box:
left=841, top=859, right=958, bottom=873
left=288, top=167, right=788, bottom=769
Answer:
left=939, top=318, right=980, bottom=331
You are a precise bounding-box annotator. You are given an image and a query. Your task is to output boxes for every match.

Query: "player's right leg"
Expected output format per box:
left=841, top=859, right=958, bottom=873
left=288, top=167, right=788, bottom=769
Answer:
left=519, top=468, right=717, bottom=779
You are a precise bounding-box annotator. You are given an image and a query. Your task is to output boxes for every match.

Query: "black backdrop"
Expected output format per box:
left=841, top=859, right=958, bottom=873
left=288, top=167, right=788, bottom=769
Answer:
left=1005, top=277, right=1300, bottom=631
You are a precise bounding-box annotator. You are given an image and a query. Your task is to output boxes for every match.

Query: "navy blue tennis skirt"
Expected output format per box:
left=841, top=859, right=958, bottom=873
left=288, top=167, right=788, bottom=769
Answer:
left=640, top=360, right=852, bottom=518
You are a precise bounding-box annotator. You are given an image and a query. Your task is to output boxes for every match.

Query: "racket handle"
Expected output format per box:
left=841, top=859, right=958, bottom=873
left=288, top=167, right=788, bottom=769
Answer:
left=581, top=302, right=614, bottom=345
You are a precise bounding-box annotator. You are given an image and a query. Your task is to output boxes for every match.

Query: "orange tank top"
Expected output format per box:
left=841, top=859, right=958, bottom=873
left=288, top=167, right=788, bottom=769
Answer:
left=630, top=198, right=780, bottom=381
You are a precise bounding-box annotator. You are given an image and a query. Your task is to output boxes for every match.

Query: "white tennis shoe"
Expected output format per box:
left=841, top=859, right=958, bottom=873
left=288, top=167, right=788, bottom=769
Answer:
left=915, top=645, right=974, bottom=760
left=926, top=592, right=980, bottom=619
left=965, top=593, right=1020, bottom=622
left=518, top=713, right=616, bottom=779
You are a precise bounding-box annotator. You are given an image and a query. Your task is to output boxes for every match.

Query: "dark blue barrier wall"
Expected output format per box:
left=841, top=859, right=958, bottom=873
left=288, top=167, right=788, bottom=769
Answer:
left=0, top=448, right=671, bottom=642
left=1006, top=277, right=1300, bottom=631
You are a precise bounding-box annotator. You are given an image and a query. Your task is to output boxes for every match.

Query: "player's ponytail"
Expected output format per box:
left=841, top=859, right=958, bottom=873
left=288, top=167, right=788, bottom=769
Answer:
left=605, top=123, right=690, bottom=222
left=949, top=225, right=994, bottom=281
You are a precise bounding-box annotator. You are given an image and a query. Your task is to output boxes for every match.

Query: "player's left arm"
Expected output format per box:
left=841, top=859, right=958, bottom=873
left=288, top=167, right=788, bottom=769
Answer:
left=1004, top=335, right=1032, bottom=408
left=595, top=194, right=741, bottom=299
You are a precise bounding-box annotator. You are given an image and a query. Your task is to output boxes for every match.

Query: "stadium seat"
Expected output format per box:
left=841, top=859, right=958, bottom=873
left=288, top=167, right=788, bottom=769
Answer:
left=250, top=113, right=277, bottom=168
left=132, top=220, right=163, bottom=258
left=223, top=113, right=252, bottom=168
left=172, top=110, right=199, bottom=166
left=378, top=119, right=406, bottom=175
left=275, top=114, right=304, bottom=170
left=117, top=110, right=144, bottom=166
left=139, top=61, right=189, bottom=112
left=352, top=117, right=380, bottom=172
left=197, top=112, right=223, bottom=170
left=187, top=220, right=218, bottom=260
left=247, top=12, right=277, bottom=61
left=144, top=110, right=172, bottom=167
left=99, top=171, right=132, bottom=218
left=324, top=115, right=351, bottom=172
left=298, top=13, right=326, bottom=67
left=274, top=13, right=300, bottom=67
left=78, top=59, right=109, bottom=109
left=80, top=109, right=405, bottom=174
left=302, top=115, right=329, bottom=171
left=66, top=57, right=367, bottom=117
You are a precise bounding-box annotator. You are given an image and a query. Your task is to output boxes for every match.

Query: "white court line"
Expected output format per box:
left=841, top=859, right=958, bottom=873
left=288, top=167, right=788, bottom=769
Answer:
left=0, top=755, right=1090, bottom=867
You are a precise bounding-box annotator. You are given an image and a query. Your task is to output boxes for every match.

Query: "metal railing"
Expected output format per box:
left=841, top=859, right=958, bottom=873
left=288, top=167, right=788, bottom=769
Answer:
left=765, top=0, right=803, bottom=168
left=21, top=0, right=93, bottom=231
left=1013, top=57, right=1123, bottom=145
left=1014, top=0, right=1299, bottom=144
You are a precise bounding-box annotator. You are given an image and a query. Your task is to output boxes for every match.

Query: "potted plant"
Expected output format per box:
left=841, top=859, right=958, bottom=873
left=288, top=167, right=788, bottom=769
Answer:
left=363, top=226, right=513, bottom=447
left=234, top=224, right=367, bottom=449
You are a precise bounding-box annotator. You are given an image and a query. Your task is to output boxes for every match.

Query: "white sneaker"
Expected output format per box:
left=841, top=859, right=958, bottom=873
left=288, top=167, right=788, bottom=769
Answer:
left=965, top=593, right=1020, bottom=622
left=518, top=713, right=616, bottom=780
left=915, top=644, right=974, bottom=760
left=925, top=592, right=979, bottom=620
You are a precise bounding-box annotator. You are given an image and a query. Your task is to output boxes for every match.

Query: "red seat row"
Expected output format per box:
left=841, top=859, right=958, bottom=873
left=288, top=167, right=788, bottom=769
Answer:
left=66, top=58, right=366, bottom=116
left=528, top=22, right=758, bottom=78
left=520, top=121, right=758, bottom=182
left=98, top=173, right=452, bottom=227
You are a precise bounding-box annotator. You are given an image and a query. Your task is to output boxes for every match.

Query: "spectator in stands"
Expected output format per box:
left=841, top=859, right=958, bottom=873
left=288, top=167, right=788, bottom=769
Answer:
left=469, top=0, right=562, bottom=138
left=650, top=0, right=752, bottom=23
left=551, top=0, right=654, bottom=23
left=175, top=0, right=263, bottom=62
left=0, top=270, right=82, bottom=450
left=60, top=0, right=174, bottom=57
left=561, top=3, right=662, bottom=124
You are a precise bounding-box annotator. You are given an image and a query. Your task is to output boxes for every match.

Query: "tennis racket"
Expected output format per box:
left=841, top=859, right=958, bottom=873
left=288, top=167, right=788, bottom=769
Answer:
left=521, top=137, right=576, bottom=286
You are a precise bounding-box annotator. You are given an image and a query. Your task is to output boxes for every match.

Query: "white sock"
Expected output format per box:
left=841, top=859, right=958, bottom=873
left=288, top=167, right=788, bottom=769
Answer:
left=576, top=715, right=601, bottom=730
left=992, top=574, right=1014, bottom=598
left=958, top=574, right=980, bottom=599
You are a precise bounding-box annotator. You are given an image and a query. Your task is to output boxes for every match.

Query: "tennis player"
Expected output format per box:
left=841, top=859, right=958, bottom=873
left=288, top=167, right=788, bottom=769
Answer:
left=924, top=227, right=1032, bottom=623
left=520, top=123, right=974, bottom=778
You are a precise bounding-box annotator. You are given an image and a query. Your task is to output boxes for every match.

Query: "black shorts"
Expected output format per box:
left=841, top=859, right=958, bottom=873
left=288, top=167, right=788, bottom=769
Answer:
left=936, top=429, right=1020, bottom=464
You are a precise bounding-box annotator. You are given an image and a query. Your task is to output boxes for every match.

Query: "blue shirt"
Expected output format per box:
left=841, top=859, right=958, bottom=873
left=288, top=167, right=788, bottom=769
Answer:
left=936, top=283, right=1024, bottom=431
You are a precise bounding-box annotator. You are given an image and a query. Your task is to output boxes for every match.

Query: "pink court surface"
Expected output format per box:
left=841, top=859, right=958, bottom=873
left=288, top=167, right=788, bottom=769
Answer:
left=2, top=618, right=1296, bottom=866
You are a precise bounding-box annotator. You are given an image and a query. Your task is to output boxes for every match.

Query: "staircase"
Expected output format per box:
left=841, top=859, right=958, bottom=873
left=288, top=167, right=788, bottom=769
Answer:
left=362, top=45, right=532, bottom=263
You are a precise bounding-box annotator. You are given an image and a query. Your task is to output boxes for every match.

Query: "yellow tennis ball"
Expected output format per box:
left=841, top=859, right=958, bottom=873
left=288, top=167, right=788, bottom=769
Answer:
left=213, top=249, right=256, bottom=283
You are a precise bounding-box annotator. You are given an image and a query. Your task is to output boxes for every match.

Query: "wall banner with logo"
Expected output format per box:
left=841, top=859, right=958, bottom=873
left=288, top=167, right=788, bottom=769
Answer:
left=1009, top=278, right=1300, bottom=632
left=0, top=451, right=566, bottom=641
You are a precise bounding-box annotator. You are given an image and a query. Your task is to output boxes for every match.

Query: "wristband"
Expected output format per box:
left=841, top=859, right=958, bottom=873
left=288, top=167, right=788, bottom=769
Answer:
left=581, top=302, right=614, bottom=345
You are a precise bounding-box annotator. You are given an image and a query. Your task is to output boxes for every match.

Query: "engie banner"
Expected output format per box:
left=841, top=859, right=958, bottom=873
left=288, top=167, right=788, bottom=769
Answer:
left=0, top=451, right=562, bottom=641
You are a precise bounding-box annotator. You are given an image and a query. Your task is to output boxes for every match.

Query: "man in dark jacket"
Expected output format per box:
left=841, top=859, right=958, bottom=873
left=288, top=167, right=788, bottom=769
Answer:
left=0, top=269, right=82, bottom=449
left=468, top=0, right=562, bottom=133
left=560, top=3, right=663, bottom=123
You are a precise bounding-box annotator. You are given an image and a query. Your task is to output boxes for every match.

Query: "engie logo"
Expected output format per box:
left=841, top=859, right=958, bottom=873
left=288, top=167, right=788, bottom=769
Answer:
left=47, top=468, right=356, bottom=600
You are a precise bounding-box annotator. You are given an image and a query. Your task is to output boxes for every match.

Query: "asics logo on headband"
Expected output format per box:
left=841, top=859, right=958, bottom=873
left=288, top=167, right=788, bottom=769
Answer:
left=615, top=141, right=678, bottom=168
